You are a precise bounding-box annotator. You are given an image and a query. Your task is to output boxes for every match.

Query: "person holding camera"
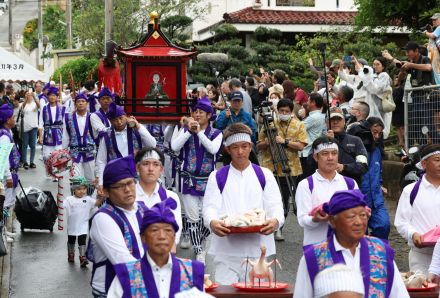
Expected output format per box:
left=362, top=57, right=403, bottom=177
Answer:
left=355, top=56, right=393, bottom=139
left=20, top=90, right=40, bottom=169
left=256, top=99, right=308, bottom=241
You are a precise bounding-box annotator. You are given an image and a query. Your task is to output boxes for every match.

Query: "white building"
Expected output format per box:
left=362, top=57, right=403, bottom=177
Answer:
left=192, top=0, right=358, bottom=41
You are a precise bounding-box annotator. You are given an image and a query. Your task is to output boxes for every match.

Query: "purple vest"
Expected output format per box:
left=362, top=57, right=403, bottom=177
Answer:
left=0, top=128, right=20, bottom=187
left=65, top=112, right=95, bottom=163
left=304, top=236, right=394, bottom=298
left=113, top=255, right=204, bottom=298
left=92, top=109, right=110, bottom=143
left=181, top=126, right=221, bottom=196
left=87, top=201, right=147, bottom=293
left=146, top=124, right=165, bottom=152
left=103, top=127, right=142, bottom=162
left=42, top=105, right=65, bottom=146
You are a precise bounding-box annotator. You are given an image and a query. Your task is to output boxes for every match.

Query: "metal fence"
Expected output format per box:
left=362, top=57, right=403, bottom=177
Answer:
left=404, top=75, right=440, bottom=149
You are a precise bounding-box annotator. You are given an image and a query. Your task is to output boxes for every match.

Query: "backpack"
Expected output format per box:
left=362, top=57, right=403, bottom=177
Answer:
left=216, top=163, right=266, bottom=193
left=307, top=175, right=355, bottom=193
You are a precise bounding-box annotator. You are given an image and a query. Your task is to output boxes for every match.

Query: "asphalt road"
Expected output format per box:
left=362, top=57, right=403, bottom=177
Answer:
left=0, top=0, right=38, bottom=47
left=8, top=147, right=409, bottom=297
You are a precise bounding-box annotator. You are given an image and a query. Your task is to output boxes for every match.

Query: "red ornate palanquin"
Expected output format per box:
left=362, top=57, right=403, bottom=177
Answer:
left=117, top=13, right=197, bottom=122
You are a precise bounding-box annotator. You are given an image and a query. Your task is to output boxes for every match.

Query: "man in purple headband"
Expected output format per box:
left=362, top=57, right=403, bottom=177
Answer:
left=294, top=189, right=409, bottom=298
left=96, top=102, right=156, bottom=196
left=88, top=156, right=147, bottom=297
left=396, top=144, right=440, bottom=275
left=171, top=97, right=222, bottom=263
left=37, top=87, right=66, bottom=179
left=90, top=87, right=114, bottom=143
left=62, top=93, right=96, bottom=183
left=108, top=198, right=204, bottom=297
left=0, top=104, right=21, bottom=242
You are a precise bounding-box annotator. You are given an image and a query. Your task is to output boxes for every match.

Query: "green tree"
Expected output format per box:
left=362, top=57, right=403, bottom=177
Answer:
left=161, top=15, right=193, bottom=47
left=22, top=5, right=66, bottom=51
left=52, top=57, right=99, bottom=87
left=73, top=0, right=205, bottom=57
left=354, top=0, right=439, bottom=29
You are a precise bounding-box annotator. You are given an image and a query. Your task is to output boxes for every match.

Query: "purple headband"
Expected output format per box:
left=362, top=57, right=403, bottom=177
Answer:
left=0, top=104, right=14, bottom=123
left=323, top=189, right=367, bottom=216
left=74, top=93, right=89, bottom=102
left=103, top=156, right=136, bottom=188
left=193, top=96, right=213, bottom=115
left=107, top=102, right=126, bottom=119
left=141, top=198, right=179, bottom=233
left=47, top=87, right=59, bottom=96
left=98, top=87, right=114, bottom=100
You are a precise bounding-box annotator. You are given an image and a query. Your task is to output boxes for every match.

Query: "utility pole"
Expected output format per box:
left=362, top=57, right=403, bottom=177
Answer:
left=104, top=0, right=113, bottom=55
left=66, top=0, right=72, bottom=48
left=37, top=0, right=43, bottom=69
left=8, top=0, right=12, bottom=45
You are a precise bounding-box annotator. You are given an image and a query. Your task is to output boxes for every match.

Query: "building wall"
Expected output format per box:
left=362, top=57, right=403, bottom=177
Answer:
left=191, top=0, right=356, bottom=41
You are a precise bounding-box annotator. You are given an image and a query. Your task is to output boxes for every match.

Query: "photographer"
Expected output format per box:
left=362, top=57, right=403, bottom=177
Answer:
left=401, top=42, right=438, bottom=145
left=256, top=99, right=308, bottom=241
left=355, top=56, right=393, bottom=139
left=425, top=13, right=440, bottom=42
left=20, top=90, right=40, bottom=169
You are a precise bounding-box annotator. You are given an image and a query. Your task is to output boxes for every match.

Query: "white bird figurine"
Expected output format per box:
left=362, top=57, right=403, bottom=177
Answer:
left=241, top=245, right=282, bottom=288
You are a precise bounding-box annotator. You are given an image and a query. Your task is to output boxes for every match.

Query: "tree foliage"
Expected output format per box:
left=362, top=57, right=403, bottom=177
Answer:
left=354, top=0, right=439, bottom=29
left=23, top=5, right=66, bottom=51
left=161, top=15, right=193, bottom=47
left=52, top=57, right=99, bottom=87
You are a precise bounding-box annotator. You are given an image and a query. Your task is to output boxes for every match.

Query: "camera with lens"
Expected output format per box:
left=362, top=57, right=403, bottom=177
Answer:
left=420, top=24, right=433, bottom=33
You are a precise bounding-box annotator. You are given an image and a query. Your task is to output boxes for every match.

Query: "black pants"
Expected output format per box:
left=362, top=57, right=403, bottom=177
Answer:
left=67, top=234, right=87, bottom=245
left=276, top=176, right=297, bottom=219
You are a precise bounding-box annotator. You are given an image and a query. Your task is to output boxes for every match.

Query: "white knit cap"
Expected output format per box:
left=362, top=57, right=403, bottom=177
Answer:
left=224, top=133, right=252, bottom=147
left=314, top=264, right=364, bottom=298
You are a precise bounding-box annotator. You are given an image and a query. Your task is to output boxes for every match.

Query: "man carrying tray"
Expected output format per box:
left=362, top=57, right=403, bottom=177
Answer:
left=202, top=123, right=284, bottom=285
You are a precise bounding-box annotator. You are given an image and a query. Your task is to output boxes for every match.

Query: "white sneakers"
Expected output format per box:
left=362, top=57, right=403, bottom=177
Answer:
left=5, top=230, right=15, bottom=242
left=180, top=236, right=191, bottom=249
left=6, top=236, right=13, bottom=243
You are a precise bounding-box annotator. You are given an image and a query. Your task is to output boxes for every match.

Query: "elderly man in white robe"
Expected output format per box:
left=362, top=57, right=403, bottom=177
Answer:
left=202, top=123, right=284, bottom=285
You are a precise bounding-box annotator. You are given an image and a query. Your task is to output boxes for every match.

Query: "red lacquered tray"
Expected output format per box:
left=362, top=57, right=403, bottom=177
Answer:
left=205, top=283, right=219, bottom=292
left=407, top=283, right=438, bottom=292
left=228, top=225, right=265, bottom=234
left=232, top=282, right=289, bottom=292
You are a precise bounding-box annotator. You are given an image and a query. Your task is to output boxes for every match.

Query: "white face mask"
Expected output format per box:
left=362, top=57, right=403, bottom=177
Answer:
left=271, top=98, right=279, bottom=108
left=279, top=114, right=291, bottom=122
left=343, top=69, right=350, bottom=75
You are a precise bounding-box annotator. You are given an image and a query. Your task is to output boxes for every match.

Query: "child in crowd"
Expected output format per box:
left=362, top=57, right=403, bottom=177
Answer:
left=65, top=176, right=100, bottom=267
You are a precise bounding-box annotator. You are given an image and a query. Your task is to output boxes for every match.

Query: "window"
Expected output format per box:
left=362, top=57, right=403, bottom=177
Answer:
left=276, top=0, right=315, bottom=6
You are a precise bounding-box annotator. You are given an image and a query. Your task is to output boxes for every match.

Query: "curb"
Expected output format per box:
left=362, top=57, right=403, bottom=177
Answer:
left=0, top=217, right=13, bottom=298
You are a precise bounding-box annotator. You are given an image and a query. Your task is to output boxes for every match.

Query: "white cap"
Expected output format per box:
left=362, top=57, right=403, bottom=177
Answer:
left=314, top=264, right=364, bottom=298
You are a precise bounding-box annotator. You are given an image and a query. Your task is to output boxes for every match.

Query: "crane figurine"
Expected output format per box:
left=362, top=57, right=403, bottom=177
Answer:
left=241, top=244, right=282, bottom=288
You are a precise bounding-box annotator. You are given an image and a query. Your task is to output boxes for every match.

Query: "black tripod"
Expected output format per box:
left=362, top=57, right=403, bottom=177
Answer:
left=260, top=106, right=297, bottom=215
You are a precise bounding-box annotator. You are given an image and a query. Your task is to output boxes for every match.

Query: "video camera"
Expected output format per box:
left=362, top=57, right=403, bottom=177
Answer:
left=258, top=100, right=274, bottom=122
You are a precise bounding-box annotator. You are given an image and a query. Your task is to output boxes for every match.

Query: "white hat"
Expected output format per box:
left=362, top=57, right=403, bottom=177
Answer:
left=314, top=264, right=364, bottom=298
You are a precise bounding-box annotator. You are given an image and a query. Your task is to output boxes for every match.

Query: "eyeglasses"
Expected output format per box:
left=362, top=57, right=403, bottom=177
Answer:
left=109, top=179, right=136, bottom=190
